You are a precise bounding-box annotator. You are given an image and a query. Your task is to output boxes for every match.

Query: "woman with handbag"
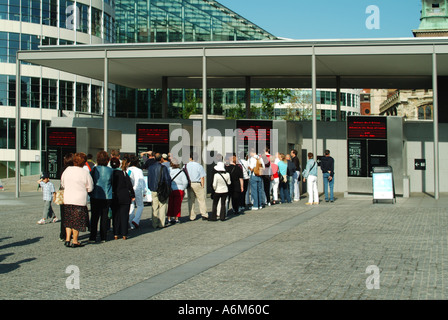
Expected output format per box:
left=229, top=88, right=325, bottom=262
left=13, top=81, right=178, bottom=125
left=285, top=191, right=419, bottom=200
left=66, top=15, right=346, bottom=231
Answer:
left=302, top=152, right=319, bottom=205
left=61, top=153, right=94, bottom=248
left=110, top=157, right=135, bottom=240
left=210, top=161, right=231, bottom=221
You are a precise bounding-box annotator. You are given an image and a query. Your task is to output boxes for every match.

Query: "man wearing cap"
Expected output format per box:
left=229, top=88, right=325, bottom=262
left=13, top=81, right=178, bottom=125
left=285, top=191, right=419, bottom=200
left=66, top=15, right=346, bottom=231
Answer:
left=161, top=153, right=170, bottom=169
left=185, top=152, right=208, bottom=221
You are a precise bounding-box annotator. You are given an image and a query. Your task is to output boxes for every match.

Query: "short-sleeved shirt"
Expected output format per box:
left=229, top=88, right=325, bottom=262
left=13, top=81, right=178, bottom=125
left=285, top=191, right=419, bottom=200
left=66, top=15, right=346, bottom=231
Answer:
left=40, top=181, right=55, bottom=201
left=185, top=161, right=206, bottom=183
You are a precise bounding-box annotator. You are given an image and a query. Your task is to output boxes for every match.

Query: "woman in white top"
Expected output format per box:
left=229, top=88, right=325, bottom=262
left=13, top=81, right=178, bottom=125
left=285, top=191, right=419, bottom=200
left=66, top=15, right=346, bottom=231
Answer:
left=238, top=154, right=250, bottom=211
left=61, top=152, right=94, bottom=248
left=127, top=156, right=146, bottom=229
left=211, top=162, right=231, bottom=221
left=167, top=158, right=189, bottom=224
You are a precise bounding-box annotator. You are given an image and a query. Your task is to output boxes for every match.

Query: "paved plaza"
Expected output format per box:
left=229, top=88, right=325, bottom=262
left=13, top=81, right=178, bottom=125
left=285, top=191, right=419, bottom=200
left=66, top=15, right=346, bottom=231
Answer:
left=1, top=185, right=448, bottom=301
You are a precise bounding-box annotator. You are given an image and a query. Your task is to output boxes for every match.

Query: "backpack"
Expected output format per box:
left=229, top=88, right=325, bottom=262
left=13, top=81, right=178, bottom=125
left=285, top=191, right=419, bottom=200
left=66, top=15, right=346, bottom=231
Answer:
left=253, top=158, right=263, bottom=177
left=157, top=166, right=172, bottom=202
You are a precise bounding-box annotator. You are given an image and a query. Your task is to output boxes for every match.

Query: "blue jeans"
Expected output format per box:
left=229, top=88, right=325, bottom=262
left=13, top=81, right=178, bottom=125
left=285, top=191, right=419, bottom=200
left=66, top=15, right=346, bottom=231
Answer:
left=250, top=175, right=263, bottom=208
left=323, top=173, right=334, bottom=201
left=280, top=179, right=291, bottom=203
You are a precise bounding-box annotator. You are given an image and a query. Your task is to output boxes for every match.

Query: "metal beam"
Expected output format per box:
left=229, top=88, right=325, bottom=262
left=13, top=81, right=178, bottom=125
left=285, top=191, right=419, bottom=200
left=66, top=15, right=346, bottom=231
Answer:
left=202, top=48, right=207, bottom=192
left=432, top=49, right=439, bottom=200
left=245, top=76, right=251, bottom=119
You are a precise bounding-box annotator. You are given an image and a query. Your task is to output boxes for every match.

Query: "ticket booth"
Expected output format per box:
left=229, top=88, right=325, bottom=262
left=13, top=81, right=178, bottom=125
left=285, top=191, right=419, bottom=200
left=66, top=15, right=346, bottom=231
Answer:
left=347, top=116, right=404, bottom=195
left=45, top=127, right=121, bottom=179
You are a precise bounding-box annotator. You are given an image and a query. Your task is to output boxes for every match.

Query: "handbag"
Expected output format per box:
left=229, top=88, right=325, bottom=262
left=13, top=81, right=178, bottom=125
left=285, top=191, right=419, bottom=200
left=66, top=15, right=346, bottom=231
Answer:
left=157, top=165, right=172, bottom=202
left=54, top=187, right=64, bottom=205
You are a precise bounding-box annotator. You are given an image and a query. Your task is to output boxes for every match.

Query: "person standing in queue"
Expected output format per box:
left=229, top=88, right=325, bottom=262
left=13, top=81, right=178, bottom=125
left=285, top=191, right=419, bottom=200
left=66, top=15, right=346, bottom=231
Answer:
left=184, top=152, right=208, bottom=221
left=302, top=152, right=319, bottom=205
left=110, top=157, right=135, bottom=239
left=144, top=153, right=171, bottom=229
left=210, top=161, right=231, bottom=221
left=61, top=152, right=94, bottom=248
left=89, top=151, right=114, bottom=243
left=320, top=149, right=335, bottom=203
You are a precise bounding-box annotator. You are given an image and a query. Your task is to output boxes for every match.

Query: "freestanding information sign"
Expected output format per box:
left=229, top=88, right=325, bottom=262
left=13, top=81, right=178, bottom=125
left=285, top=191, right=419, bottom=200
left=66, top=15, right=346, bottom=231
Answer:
left=372, top=166, right=396, bottom=204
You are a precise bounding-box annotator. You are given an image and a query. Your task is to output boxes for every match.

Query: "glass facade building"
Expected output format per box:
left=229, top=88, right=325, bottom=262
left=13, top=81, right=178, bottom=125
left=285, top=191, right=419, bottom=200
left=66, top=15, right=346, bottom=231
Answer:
left=0, top=0, right=115, bottom=178
left=0, top=0, right=359, bottom=178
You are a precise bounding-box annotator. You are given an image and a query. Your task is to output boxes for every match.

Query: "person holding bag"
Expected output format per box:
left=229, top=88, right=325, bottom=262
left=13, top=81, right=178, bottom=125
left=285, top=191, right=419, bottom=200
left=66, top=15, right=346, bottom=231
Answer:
left=210, top=161, right=231, bottom=221
left=302, top=152, right=319, bottom=205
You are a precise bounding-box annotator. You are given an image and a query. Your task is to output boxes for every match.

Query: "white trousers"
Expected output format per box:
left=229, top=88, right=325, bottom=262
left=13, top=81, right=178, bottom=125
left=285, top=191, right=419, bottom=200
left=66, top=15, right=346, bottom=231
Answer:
left=129, top=189, right=144, bottom=225
left=270, top=177, right=279, bottom=201
left=307, top=175, right=319, bottom=203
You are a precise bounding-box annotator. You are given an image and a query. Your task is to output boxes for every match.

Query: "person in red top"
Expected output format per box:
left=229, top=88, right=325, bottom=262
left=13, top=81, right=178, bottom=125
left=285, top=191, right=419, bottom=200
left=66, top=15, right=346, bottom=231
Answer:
left=269, top=155, right=280, bottom=204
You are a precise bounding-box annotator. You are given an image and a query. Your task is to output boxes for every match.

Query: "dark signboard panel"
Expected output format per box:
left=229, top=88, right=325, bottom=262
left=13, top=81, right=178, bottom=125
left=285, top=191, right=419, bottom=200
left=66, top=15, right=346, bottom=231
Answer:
left=348, top=140, right=367, bottom=177
left=136, top=124, right=170, bottom=156
left=46, top=128, right=77, bottom=179
left=236, top=120, right=273, bottom=157
left=47, top=128, right=77, bottom=147
left=348, top=117, right=387, bottom=139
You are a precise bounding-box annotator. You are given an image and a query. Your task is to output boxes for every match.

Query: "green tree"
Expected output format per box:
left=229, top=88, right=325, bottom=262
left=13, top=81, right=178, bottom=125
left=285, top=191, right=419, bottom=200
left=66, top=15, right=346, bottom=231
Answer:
left=182, top=90, right=200, bottom=120
left=260, top=88, right=292, bottom=119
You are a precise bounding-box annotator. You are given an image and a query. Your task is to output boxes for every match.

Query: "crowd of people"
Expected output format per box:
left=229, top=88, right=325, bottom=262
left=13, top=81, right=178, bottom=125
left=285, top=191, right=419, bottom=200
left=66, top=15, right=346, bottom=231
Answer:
left=36, top=147, right=335, bottom=248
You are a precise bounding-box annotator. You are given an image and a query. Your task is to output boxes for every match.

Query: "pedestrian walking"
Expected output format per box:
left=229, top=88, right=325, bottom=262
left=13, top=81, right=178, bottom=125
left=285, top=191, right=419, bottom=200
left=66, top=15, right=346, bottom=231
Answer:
left=110, top=157, right=135, bottom=240
left=128, top=155, right=146, bottom=229
left=210, top=161, right=231, bottom=221
left=302, top=152, right=319, bottom=205
left=37, top=173, right=57, bottom=225
left=320, top=149, right=335, bottom=202
left=167, top=158, right=189, bottom=224
left=61, top=152, right=94, bottom=248
left=88, top=151, right=114, bottom=243
left=184, top=152, right=208, bottom=221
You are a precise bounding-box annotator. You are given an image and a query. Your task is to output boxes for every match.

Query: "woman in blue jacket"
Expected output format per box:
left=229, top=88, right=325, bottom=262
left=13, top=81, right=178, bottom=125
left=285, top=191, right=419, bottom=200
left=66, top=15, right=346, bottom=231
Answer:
left=89, top=151, right=114, bottom=243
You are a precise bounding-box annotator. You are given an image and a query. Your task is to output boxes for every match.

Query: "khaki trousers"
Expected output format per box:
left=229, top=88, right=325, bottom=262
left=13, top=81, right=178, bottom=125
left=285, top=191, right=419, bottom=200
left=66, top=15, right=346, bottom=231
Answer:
left=187, top=183, right=208, bottom=220
left=151, top=191, right=168, bottom=228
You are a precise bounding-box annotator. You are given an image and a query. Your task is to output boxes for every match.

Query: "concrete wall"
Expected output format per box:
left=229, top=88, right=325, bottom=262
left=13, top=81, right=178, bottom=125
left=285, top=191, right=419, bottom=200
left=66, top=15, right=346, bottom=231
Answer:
left=301, top=121, right=448, bottom=194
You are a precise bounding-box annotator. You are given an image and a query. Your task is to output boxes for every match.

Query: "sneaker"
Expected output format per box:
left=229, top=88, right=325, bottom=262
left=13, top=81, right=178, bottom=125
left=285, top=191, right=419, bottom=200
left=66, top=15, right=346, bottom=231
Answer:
left=251, top=207, right=258, bottom=211
left=294, top=199, right=300, bottom=202
left=313, top=202, right=319, bottom=205
left=37, top=219, right=46, bottom=225
left=52, top=217, right=59, bottom=223
left=305, top=202, right=313, bottom=206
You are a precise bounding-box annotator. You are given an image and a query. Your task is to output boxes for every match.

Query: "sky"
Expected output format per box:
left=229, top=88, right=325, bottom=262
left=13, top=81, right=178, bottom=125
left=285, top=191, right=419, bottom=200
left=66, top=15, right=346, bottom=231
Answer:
left=217, top=0, right=423, bottom=40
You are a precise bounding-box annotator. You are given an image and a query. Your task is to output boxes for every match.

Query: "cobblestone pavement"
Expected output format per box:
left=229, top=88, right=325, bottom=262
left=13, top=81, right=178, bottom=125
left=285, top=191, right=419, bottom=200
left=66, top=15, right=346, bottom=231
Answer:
left=1, top=190, right=447, bottom=301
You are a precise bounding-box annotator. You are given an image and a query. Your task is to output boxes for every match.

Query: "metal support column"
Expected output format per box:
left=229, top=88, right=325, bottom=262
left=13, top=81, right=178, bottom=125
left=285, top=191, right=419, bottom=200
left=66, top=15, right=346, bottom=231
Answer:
left=15, top=55, right=21, bottom=198
left=162, top=76, right=168, bottom=119
left=312, top=47, right=317, bottom=159
left=433, top=49, right=440, bottom=200
left=245, top=76, right=251, bottom=119
left=104, top=51, right=109, bottom=152
left=202, top=48, right=207, bottom=175
left=336, top=76, right=341, bottom=121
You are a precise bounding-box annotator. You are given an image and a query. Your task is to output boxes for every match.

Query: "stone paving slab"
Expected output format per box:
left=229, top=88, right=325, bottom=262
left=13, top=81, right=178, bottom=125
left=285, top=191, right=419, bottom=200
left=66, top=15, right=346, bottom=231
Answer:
left=1, top=191, right=447, bottom=301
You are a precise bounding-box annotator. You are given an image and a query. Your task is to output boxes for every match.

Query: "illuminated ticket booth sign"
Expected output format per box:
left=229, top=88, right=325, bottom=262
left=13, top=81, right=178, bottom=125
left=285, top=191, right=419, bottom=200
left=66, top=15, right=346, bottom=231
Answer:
left=45, top=127, right=122, bottom=179
left=236, top=120, right=273, bottom=158
left=136, top=123, right=183, bottom=157
left=347, top=116, right=404, bottom=195
left=46, top=128, right=77, bottom=179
